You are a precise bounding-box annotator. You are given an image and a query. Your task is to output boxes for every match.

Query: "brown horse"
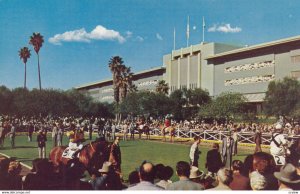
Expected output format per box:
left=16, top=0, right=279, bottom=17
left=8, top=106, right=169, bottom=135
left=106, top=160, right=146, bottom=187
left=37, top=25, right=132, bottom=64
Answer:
left=49, top=139, right=111, bottom=175
left=0, top=123, right=10, bottom=148
left=159, top=124, right=175, bottom=142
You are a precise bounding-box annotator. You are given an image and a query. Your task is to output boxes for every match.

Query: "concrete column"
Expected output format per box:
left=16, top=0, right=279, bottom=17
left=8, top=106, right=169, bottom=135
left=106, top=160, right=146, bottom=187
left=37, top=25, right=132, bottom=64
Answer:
left=178, top=58, right=181, bottom=89
left=197, top=52, right=201, bottom=88
left=187, top=55, right=190, bottom=89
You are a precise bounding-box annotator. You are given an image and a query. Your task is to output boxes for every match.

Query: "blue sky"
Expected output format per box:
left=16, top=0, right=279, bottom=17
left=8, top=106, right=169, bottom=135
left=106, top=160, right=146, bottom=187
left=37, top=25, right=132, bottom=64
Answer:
left=0, top=0, right=299, bottom=90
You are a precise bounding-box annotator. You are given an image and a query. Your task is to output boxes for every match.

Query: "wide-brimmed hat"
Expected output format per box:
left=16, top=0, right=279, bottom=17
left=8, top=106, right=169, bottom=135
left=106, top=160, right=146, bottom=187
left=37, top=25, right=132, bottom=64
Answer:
left=274, top=163, right=300, bottom=184
left=189, top=166, right=204, bottom=179
left=98, top=161, right=112, bottom=173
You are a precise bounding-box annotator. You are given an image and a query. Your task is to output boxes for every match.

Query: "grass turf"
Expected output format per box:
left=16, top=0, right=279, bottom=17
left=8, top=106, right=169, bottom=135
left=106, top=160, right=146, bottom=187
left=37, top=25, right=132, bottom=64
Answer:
left=0, top=134, right=254, bottom=181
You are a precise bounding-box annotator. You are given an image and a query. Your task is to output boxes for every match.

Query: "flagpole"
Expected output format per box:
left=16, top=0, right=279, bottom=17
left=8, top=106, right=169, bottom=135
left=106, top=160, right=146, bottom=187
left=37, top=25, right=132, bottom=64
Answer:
left=173, top=27, right=176, bottom=50
left=202, top=16, right=205, bottom=43
left=187, top=15, right=190, bottom=47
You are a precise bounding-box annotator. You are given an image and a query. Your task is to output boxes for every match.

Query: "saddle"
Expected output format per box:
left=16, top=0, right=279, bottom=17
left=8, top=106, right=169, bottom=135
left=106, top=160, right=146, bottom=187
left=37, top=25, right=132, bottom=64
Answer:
left=62, top=147, right=80, bottom=159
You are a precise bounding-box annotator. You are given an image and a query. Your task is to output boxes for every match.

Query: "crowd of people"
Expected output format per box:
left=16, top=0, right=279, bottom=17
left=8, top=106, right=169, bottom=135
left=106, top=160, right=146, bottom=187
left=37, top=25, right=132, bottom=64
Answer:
left=0, top=114, right=300, bottom=190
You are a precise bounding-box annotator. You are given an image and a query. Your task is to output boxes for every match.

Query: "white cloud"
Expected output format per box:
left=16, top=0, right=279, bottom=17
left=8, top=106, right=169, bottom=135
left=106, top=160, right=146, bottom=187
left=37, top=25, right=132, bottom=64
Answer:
left=208, top=23, right=242, bottom=33
left=156, top=33, right=163, bottom=40
left=135, top=36, right=144, bottom=42
left=193, top=26, right=197, bottom=30
left=48, top=25, right=126, bottom=45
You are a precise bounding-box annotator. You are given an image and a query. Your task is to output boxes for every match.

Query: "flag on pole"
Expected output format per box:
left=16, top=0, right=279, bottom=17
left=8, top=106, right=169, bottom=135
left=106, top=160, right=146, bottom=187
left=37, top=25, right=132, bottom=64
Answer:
left=187, top=15, right=190, bottom=47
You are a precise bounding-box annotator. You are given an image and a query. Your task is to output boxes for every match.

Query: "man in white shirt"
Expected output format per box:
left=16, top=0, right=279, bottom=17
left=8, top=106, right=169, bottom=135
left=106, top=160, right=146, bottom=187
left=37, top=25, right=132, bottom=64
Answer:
left=190, top=136, right=201, bottom=167
left=270, top=124, right=288, bottom=165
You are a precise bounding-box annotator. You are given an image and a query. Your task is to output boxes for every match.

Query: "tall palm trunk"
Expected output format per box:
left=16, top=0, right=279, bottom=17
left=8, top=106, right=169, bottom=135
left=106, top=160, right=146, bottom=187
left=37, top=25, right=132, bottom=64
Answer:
left=37, top=53, right=42, bottom=90
left=113, top=73, right=119, bottom=103
left=24, top=62, right=27, bottom=89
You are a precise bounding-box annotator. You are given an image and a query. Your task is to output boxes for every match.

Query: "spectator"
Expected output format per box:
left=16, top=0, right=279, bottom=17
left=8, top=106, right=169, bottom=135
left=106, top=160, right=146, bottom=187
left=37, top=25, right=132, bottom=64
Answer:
left=189, top=166, right=204, bottom=186
left=0, top=157, right=11, bottom=189
left=109, top=137, right=121, bottom=174
left=221, top=133, right=234, bottom=169
left=57, top=123, right=64, bottom=146
left=166, top=161, right=204, bottom=190
left=52, top=123, right=58, bottom=148
left=37, top=130, right=47, bottom=158
left=122, top=122, right=128, bottom=141
left=128, top=170, right=140, bottom=187
left=9, top=123, right=16, bottom=148
left=89, top=161, right=122, bottom=190
left=155, top=165, right=173, bottom=189
left=254, top=128, right=262, bottom=153
left=232, top=128, right=239, bottom=156
left=274, top=163, right=300, bottom=190
left=243, top=154, right=254, bottom=176
left=189, top=136, right=201, bottom=167
left=23, top=159, right=52, bottom=190
left=28, top=122, right=34, bottom=142
left=208, top=168, right=233, bottom=190
left=127, top=162, right=162, bottom=190
left=253, top=152, right=278, bottom=190
left=206, top=143, right=223, bottom=176
left=7, top=160, right=22, bottom=190
left=229, top=160, right=251, bottom=190
left=250, top=171, right=267, bottom=190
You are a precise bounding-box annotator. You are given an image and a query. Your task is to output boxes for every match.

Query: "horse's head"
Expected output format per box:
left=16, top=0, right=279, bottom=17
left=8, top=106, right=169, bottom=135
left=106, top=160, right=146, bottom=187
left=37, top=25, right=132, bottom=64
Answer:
left=85, top=139, right=111, bottom=174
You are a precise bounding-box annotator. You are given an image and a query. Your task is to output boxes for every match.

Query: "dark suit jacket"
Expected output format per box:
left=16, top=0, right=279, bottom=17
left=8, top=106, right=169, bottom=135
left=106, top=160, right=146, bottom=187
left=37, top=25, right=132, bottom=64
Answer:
left=206, top=149, right=223, bottom=173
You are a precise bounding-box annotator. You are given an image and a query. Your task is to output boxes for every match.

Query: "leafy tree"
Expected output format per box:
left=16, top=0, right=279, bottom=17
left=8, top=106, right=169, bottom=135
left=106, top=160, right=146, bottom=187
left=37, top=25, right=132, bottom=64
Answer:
left=0, top=86, right=12, bottom=114
left=264, top=77, right=300, bottom=118
left=199, top=92, right=246, bottom=120
left=29, top=33, right=44, bottom=91
left=156, top=80, right=169, bottom=95
left=169, top=89, right=186, bottom=120
left=18, top=47, right=31, bottom=89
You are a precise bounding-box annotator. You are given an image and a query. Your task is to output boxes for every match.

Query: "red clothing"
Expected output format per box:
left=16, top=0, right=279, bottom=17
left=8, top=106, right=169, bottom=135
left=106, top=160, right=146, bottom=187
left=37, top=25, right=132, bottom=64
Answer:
left=164, top=119, right=170, bottom=127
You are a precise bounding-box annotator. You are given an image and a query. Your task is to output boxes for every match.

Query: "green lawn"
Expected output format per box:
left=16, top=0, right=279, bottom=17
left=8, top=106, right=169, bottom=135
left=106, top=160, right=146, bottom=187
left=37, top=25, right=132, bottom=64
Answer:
left=0, top=134, right=253, bottom=182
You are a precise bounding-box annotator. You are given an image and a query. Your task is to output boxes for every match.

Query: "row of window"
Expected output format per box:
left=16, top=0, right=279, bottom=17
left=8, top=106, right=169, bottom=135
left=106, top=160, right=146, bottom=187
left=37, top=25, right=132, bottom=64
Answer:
left=224, top=60, right=274, bottom=73
left=102, top=88, right=113, bottom=94
left=224, top=74, right=275, bottom=86
left=137, top=80, right=158, bottom=87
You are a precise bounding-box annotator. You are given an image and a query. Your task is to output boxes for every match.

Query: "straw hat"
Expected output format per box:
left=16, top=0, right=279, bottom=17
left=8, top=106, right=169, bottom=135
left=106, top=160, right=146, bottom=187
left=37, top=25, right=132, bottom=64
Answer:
left=274, top=163, right=300, bottom=184
left=98, top=161, right=112, bottom=173
left=189, top=166, right=204, bottom=179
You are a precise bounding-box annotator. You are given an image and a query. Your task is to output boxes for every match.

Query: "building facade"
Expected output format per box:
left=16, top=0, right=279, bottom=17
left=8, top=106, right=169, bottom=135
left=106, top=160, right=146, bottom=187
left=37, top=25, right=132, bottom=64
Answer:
left=75, top=67, right=165, bottom=103
left=76, top=35, right=300, bottom=108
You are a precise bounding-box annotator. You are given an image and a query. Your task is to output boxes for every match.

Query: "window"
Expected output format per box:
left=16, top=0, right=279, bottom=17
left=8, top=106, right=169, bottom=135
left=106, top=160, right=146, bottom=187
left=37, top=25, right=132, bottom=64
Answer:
left=291, top=55, right=300, bottom=64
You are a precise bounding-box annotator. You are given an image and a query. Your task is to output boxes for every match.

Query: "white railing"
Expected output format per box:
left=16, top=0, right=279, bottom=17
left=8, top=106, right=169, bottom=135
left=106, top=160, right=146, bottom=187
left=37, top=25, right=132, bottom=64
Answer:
left=149, top=127, right=272, bottom=145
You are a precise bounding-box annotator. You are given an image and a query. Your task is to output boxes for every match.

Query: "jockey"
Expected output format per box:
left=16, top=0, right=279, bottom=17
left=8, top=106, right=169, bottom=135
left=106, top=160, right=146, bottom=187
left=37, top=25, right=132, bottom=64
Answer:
left=66, top=129, right=85, bottom=158
left=270, top=123, right=288, bottom=165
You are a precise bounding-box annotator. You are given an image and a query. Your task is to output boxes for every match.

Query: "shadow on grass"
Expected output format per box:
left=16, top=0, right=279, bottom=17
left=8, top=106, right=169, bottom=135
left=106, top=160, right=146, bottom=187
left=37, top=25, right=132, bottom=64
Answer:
left=15, top=146, right=37, bottom=149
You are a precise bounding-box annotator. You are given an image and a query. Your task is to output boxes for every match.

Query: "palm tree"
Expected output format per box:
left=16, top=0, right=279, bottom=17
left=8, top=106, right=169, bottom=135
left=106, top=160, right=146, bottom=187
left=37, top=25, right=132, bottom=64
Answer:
left=29, top=32, right=44, bottom=90
left=117, top=66, right=135, bottom=102
left=18, top=47, right=31, bottom=89
left=108, top=56, right=124, bottom=103
left=156, top=80, right=169, bottom=95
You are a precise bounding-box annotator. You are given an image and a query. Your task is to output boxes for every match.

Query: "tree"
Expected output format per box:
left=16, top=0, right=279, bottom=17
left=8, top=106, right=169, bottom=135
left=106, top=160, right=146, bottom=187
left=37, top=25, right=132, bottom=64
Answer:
left=264, top=77, right=300, bottom=118
left=18, top=47, right=31, bottom=89
left=29, top=32, right=44, bottom=90
left=156, top=80, right=169, bottom=95
left=117, top=66, right=135, bottom=102
left=199, top=92, right=246, bottom=121
left=108, top=56, right=124, bottom=103
left=0, top=86, right=12, bottom=114
left=169, top=89, right=186, bottom=120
